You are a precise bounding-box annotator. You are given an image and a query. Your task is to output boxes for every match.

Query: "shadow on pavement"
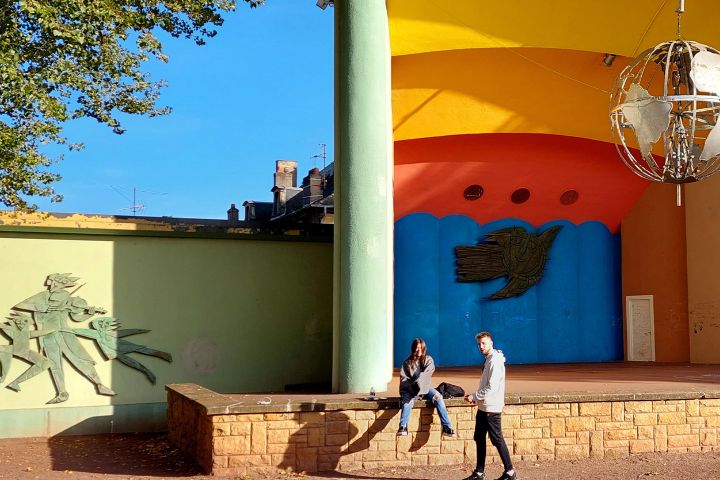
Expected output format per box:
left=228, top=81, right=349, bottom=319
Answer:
left=48, top=432, right=203, bottom=477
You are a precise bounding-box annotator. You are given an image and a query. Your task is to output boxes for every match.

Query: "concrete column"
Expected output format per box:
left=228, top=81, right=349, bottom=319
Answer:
left=332, top=0, right=394, bottom=393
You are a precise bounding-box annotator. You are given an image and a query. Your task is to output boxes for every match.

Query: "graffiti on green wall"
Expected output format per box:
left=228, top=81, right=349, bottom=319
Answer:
left=0, top=273, right=172, bottom=404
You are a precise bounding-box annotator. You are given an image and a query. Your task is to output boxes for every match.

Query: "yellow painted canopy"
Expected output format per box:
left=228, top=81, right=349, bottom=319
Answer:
left=388, top=0, right=720, bottom=58
left=389, top=1, right=720, bottom=142
left=392, top=48, right=627, bottom=143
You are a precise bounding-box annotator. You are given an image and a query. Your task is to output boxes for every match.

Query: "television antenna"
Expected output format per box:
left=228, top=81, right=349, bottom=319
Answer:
left=310, top=143, right=329, bottom=192
left=110, top=186, right=167, bottom=216
left=312, top=143, right=327, bottom=170
left=111, top=186, right=144, bottom=215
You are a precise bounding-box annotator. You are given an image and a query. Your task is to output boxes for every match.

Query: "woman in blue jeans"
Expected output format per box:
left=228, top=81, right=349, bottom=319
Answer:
left=397, top=337, right=456, bottom=437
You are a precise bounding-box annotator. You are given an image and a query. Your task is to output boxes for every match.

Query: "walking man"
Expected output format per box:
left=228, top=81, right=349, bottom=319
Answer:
left=464, top=331, right=517, bottom=480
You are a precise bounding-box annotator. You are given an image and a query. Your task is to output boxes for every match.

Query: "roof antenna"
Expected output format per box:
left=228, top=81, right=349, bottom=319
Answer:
left=311, top=143, right=328, bottom=189
left=112, top=186, right=144, bottom=216
left=312, top=143, right=327, bottom=170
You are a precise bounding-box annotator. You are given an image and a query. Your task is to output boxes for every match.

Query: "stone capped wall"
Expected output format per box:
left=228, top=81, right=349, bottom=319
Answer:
left=167, top=385, right=720, bottom=477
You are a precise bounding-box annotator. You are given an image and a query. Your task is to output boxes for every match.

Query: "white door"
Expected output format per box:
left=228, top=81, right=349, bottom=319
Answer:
left=626, top=295, right=655, bottom=361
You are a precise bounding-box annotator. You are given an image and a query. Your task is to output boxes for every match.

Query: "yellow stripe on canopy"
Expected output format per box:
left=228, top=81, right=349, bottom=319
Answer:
left=392, top=48, right=629, bottom=143
left=388, top=0, right=720, bottom=58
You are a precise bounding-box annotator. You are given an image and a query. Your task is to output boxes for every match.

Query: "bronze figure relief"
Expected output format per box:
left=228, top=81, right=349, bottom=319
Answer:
left=0, top=274, right=172, bottom=404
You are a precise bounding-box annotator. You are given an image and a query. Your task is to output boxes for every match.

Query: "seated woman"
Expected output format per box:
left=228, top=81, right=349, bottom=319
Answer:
left=397, top=337, right=456, bottom=437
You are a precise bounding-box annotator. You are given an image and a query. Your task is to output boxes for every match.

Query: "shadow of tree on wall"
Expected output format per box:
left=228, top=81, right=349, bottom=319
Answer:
left=277, top=403, right=436, bottom=478
left=409, top=406, right=439, bottom=453
left=277, top=406, right=355, bottom=474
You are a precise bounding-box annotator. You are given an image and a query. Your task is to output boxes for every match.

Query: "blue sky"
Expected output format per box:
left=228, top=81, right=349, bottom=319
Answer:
left=32, top=1, right=334, bottom=219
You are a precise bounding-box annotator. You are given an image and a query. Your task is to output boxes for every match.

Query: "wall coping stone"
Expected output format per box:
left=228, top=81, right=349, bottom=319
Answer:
left=166, top=383, right=720, bottom=416
left=0, top=212, right=332, bottom=242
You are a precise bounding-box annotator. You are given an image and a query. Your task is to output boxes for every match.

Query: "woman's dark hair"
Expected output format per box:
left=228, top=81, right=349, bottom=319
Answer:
left=410, top=337, right=427, bottom=367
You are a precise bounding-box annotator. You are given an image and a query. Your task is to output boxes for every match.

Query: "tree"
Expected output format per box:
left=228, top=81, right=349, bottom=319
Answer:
left=0, top=0, right=264, bottom=210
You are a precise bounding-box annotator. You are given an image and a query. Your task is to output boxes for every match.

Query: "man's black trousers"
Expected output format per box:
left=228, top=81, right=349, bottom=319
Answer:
left=474, top=410, right=513, bottom=472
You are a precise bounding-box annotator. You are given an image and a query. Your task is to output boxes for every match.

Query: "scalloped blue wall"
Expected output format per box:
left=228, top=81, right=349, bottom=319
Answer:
left=394, top=214, right=623, bottom=366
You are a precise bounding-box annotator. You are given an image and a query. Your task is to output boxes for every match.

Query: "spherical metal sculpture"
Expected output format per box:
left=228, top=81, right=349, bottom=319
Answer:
left=610, top=40, right=720, bottom=184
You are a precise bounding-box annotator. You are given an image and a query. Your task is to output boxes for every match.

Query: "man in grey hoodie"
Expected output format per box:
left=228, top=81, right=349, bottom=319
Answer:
left=463, top=331, right=517, bottom=480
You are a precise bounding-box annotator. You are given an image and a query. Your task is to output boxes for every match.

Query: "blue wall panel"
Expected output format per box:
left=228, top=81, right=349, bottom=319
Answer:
left=394, top=214, right=623, bottom=366
left=437, top=215, right=483, bottom=366
left=394, top=214, right=440, bottom=365
left=537, top=220, right=580, bottom=362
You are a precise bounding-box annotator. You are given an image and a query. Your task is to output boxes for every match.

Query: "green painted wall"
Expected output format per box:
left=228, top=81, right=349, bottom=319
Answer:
left=0, top=229, right=333, bottom=436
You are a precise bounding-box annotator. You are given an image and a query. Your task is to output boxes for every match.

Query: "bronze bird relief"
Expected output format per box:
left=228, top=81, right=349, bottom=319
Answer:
left=455, top=226, right=562, bottom=299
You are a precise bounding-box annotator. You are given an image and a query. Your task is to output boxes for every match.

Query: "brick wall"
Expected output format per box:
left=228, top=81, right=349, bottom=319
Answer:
left=166, top=386, right=720, bottom=477
left=167, top=386, right=214, bottom=470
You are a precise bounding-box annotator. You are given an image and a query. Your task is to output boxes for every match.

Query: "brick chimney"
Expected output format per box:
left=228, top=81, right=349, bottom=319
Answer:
left=271, top=161, right=301, bottom=218
left=227, top=203, right=239, bottom=224
left=274, top=160, right=297, bottom=189
left=307, top=167, right=323, bottom=204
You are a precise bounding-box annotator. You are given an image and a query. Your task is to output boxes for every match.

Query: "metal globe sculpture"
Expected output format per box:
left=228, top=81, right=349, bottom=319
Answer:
left=610, top=40, right=720, bottom=184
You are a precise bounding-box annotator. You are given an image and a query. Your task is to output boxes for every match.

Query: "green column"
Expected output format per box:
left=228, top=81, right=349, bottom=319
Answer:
left=332, top=0, right=394, bottom=393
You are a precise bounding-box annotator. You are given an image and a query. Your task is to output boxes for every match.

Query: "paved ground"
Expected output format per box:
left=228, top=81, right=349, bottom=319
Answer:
left=0, top=433, right=718, bottom=480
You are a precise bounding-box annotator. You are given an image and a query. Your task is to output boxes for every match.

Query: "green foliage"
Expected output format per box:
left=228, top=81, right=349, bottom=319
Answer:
left=0, top=0, right=262, bottom=210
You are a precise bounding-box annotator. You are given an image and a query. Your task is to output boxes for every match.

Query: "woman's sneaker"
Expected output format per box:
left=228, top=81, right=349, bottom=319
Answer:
left=441, top=426, right=456, bottom=438
left=396, top=425, right=408, bottom=436
left=495, top=471, right=517, bottom=480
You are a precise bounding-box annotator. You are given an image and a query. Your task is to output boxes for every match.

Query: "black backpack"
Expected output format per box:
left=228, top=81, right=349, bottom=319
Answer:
left=437, top=382, right=465, bottom=399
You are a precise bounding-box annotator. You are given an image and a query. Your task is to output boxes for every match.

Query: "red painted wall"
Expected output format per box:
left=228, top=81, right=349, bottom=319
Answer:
left=395, top=134, right=649, bottom=232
